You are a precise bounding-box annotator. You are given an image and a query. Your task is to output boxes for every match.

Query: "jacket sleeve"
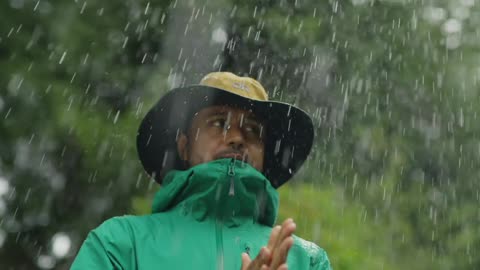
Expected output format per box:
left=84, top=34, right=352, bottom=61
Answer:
left=312, top=248, right=332, bottom=270
left=70, top=217, right=134, bottom=270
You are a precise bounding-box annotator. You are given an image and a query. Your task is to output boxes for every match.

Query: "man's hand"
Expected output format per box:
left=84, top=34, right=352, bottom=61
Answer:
left=240, top=219, right=296, bottom=270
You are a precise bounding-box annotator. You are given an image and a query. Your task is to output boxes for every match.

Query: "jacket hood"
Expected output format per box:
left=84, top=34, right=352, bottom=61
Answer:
left=151, top=158, right=279, bottom=227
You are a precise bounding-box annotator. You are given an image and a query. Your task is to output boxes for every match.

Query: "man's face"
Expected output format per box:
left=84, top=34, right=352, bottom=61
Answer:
left=176, top=105, right=265, bottom=172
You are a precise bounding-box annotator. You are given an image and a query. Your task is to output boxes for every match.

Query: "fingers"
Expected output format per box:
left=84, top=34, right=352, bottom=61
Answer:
left=270, top=235, right=294, bottom=269
left=242, top=218, right=296, bottom=270
left=273, top=219, right=296, bottom=250
left=240, top=247, right=271, bottom=270
left=267, top=225, right=281, bottom=251
left=241, top=253, right=251, bottom=270
left=258, top=247, right=271, bottom=265
left=269, top=218, right=296, bottom=269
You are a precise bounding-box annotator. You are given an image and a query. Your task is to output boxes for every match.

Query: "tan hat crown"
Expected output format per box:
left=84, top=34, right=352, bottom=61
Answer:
left=199, top=72, right=269, bottom=101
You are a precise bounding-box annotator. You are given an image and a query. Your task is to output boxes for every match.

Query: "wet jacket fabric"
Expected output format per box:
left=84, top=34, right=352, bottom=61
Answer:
left=71, top=159, right=332, bottom=270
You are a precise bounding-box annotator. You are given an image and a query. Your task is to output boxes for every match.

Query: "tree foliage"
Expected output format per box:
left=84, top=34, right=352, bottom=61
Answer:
left=1, top=0, right=479, bottom=269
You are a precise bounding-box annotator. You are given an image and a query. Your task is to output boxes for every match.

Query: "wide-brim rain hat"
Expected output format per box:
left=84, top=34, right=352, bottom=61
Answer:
left=136, top=72, right=314, bottom=188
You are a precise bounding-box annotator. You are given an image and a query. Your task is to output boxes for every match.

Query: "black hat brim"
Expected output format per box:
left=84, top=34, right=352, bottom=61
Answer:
left=136, top=85, right=314, bottom=188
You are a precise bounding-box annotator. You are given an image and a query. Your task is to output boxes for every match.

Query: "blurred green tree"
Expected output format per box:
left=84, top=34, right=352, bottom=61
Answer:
left=1, top=0, right=480, bottom=269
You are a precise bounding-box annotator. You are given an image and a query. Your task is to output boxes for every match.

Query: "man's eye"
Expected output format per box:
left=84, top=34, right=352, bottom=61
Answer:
left=245, top=124, right=262, bottom=136
left=210, top=119, right=226, bottom=128
left=244, top=125, right=254, bottom=132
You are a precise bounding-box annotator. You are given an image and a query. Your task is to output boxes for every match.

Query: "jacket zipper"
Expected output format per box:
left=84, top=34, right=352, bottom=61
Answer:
left=215, top=217, right=224, bottom=270
left=228, top=158, right=236, bottom=196
left=216, top=159, right=236, bottom=270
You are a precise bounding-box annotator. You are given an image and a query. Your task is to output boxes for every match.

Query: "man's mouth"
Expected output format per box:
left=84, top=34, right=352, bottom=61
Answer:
left=215, top=151, right=249, bottom=162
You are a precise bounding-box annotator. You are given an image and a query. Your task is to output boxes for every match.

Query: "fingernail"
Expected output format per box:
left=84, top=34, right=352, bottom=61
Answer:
left=261, top=247, right=270, bottom=258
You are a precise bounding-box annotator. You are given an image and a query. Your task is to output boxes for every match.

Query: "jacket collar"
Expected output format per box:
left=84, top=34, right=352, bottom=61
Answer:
left=151, top=158, right=279, bottom=227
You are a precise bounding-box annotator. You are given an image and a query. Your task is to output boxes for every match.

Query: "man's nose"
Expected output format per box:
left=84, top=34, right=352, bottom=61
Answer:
left=224, top=124, right=245, bottom=149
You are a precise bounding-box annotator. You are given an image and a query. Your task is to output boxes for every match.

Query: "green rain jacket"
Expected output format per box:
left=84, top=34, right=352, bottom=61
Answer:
left=71, top=159, right=331, bottom=270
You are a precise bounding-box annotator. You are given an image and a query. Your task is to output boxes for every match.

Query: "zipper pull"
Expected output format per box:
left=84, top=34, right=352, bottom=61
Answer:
left=228, top=159, right=236, bottom=196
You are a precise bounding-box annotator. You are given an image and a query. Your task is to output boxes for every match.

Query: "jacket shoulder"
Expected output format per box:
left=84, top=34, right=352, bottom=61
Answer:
left=88, top=215, right=140, bottom=254
left=93, top=215, right=137, bottom=238
left=71, top=214, right=167, bottom=269
left=291, top=236, right=332, bottom=270
left=71, top=215, right=139, bottom=269
left=93, top=214, right=165, bottom=240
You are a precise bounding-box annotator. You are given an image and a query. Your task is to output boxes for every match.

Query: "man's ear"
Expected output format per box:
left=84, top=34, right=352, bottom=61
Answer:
left=176, top=133, right=189, bottom=161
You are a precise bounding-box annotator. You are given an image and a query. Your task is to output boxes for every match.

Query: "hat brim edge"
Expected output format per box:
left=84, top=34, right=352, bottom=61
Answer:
left=136, top=85, right=314, bottom=188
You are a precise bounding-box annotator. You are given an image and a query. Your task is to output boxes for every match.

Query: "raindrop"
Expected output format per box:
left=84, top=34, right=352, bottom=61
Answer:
left=113, top=110, right=120, bottom=124
left=70, top=72, right=76, bottom=84
left=195, top=127, right=200, bottom=141
left=33, top=0, right=40, bottom=11
left=274, top=140, right=282, bottom=154
left=135, top=102, right=143, bottom=117
left=332, top=1, right=338, bottom=13
left=122, top=36, right=129, bottom=49
left=97, top=7, right=104, bottom=16
left=82, top=53, right=89, bottom=65
left=161, top=13, right=166, bottom=24
left=239, top=113, right=244, bottom=128
left=80, top=1, right=87, bottom=14
left=458, top=108, right=464, bottom=127
left=161, top=151, right=169, bottom=167
left=229, top=5, right=237, bottom=18
left=58, top=51, right=67, bottom=64
left=16, top=24, right=23, bottom=34
left=66, top=97, right=74, bottom=111
left=144, top=2, right=150, bottom=15
left=23, top=188, right=31, bottom=203
left=254, top=31, right=261, bottom=41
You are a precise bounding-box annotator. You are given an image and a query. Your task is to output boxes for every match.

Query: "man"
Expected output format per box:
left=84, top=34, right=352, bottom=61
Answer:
left=71, top=72, right=332, bottom=269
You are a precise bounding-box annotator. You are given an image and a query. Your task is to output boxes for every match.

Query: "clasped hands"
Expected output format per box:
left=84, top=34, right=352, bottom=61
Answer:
left=240, top=218, right=296, bottom=270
